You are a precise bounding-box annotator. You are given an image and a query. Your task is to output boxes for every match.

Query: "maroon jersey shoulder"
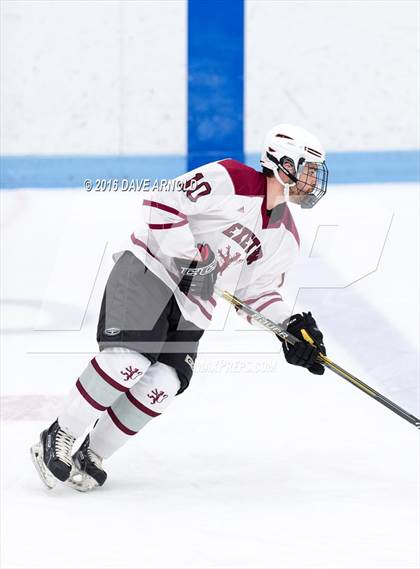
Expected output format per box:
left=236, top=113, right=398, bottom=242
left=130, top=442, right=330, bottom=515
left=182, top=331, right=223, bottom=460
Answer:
left=218, top=159, right=266, bottom=197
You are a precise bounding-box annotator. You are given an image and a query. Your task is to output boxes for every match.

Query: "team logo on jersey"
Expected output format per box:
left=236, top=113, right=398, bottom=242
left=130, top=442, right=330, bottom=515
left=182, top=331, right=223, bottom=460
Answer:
left=120, top=365, right=143, bottom=382
left=217, top=245, right=242, bottom=275
left=222, top=223, right=262, bottom=265
left=147, top=389, right=168, bottom=405
left=185, top=354, right=195, bottom=371
left=104, top=327, right=120, bottom=336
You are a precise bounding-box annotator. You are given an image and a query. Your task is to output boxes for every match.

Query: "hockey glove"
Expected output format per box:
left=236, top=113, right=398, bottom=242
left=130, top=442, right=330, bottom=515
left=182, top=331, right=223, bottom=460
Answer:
left=174, top=243, right=219, bottom=301
left=281, top=312, right=326, bottom=375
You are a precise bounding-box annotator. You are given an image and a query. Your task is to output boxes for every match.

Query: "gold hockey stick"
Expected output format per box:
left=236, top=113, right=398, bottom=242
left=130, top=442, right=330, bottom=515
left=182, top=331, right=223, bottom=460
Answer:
left=215, top=287, right=420, bottom=429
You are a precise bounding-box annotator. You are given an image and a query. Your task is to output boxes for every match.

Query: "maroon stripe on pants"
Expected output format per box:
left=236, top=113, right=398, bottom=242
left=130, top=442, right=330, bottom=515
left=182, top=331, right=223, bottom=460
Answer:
left=76, top=379, right=107, bottom=411
left=126, top=390, right=161, bottom=418
left=91, top=358, right=127, bottom=392
left=107, top=408, right=137, bottom=436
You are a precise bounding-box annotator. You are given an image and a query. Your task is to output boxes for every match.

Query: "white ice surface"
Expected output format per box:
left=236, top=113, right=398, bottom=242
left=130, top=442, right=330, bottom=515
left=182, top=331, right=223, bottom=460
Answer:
left=1, top=183, right=419, bottom=568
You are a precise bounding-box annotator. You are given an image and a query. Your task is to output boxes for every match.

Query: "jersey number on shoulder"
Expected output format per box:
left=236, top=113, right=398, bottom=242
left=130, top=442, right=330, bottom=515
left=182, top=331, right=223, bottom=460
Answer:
left=183, top=173, right=211, bottom=202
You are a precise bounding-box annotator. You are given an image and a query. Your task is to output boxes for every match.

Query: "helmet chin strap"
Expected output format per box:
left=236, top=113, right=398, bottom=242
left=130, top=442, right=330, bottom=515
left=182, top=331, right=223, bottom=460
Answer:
left=273, top=168, right=295, bottom=203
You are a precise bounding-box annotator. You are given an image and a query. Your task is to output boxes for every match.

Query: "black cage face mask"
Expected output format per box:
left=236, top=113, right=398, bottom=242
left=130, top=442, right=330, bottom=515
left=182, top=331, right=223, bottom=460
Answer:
left=296, top=161, right=329, bottom=209
left=265, top=151, right=328, bottom=208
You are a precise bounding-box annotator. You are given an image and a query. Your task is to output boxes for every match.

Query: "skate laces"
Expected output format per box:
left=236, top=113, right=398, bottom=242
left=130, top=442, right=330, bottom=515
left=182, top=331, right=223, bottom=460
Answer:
left=87, top=448, right=103, bottom=469
left=55, top=429, right=76, bottom=467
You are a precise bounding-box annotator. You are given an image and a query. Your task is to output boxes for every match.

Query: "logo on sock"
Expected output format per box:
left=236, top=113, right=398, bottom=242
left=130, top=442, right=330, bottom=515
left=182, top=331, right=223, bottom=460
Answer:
left=120, top=365, right=143, bottom=382
left=147, top=389, right=168, bottom=405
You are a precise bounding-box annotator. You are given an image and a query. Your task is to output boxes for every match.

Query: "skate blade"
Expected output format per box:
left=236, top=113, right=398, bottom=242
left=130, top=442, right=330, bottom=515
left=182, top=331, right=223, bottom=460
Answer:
left=66, top=467, right=99, bottom=493
left=30, top=442, right=57, bottom=490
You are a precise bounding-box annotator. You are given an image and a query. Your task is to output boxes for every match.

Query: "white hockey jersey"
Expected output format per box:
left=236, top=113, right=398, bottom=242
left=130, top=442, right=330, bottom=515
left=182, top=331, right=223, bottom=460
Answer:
left=116, top=159, right=300, bottom=330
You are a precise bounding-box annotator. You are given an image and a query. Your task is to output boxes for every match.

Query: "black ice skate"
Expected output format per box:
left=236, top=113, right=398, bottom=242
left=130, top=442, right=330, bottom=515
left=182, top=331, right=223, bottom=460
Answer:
left=67, top=434, right=107, bottom=492
left=30, top=419, right=76, bottom=489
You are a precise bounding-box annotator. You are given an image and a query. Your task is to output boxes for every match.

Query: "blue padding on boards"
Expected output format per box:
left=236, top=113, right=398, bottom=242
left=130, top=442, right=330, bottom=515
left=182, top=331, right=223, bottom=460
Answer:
left=188, top=0, right=244, bottom=171
left=0, top=155, right=187, bottom=189
left=1, top=150, right=418, bottom=189
left=246, top=150, right=420, bottom=184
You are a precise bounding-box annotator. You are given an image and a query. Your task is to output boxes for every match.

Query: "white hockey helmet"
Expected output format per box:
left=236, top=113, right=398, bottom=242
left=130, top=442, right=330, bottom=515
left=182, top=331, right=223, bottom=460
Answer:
left=260, top=123, right=328, bottom=208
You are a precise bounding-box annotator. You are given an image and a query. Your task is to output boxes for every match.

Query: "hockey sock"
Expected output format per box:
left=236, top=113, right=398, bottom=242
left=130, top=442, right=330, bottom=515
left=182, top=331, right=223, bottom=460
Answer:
left=89, top=361, right=180, bottom=458
left=58, top=347, right=152, bottom=438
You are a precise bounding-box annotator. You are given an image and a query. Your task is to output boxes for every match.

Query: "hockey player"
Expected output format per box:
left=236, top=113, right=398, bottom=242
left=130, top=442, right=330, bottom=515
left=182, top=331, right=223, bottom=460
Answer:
left=31, top=124, right=329, bottom=491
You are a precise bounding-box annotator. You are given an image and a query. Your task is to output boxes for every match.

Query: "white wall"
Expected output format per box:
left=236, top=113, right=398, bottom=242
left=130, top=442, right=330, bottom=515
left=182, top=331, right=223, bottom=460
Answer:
left=1, top=0, right=187, bottom=155
left=1, top=0, right=418, bottom=156
left=245, top=0, right=419, bottom=152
